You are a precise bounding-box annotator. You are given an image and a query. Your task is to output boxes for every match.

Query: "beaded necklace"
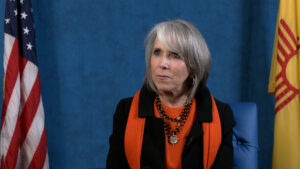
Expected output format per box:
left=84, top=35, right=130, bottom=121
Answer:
left=155, top=95, right=192, bottom=145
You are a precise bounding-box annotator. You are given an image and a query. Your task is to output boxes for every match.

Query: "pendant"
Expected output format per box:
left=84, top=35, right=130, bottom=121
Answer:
left=169, top=135, right=179, bottom=144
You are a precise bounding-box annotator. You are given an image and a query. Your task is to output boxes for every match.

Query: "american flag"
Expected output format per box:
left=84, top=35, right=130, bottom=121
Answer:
left=0, top=0, right=49, bottom=169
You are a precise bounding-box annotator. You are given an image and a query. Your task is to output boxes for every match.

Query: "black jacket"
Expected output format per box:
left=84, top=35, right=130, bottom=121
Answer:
left=107, top=86, right=235, bottom=169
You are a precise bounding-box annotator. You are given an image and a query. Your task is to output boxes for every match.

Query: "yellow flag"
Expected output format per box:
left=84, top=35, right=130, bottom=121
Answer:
left=268, top=0, right=300, bottom=169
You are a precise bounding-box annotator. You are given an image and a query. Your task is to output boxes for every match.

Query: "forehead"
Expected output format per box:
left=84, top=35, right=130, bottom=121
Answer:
left=153, top=38, right=167, bottom=50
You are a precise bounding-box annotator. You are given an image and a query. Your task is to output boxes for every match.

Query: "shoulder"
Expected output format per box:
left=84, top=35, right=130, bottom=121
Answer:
left=214, top=98, right=235, bottom=131
left=117, top=97, right=133, bottom=109
left=113, top=97, right=133, bottom=121
left=214, top=99, right=232, bottom=115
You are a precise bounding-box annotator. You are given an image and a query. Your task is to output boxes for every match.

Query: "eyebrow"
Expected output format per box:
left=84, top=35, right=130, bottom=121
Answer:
left=153, top=47, right=161, bottom=51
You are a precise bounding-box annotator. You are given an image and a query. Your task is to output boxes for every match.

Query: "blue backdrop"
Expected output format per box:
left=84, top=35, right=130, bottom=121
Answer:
left=0, top=0, right=278, bottom=169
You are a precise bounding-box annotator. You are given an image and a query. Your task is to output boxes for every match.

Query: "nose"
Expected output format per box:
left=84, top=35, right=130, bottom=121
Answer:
left=159, top=54, right=169, bottom=69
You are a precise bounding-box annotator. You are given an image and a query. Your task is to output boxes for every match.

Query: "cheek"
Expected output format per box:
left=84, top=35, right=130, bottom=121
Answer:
left=180, top=71, right=189, bottom=82
left=176, top=63, right=189, bottom=80
left=150, top=57, right=156, bottom=79
left=150, top=56, right=154, bottom=68
left=150, top=56, right=158, bottom=72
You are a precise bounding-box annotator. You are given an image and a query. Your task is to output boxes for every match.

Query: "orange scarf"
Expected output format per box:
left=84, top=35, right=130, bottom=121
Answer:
left=124, top=90, right=222, bottom=169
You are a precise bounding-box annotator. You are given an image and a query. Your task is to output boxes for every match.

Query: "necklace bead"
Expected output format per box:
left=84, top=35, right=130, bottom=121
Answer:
left=155, top=95, right=192, bottom=145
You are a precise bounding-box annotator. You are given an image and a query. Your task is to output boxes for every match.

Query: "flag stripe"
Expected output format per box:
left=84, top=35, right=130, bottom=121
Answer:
left=15, top=149, right=22, bottom=169
left=0, top=73, right=20, bottom=153
left=27, top=128, right=47, bottom=169
left=275, top=88, right=289, bottom=103
left=2, top=73, right=43, bottom=169
left=275, top=92, right=297, bottom=112
left=20, top=57, right=29, bottom=79
left=43, top=153, right=49, bottom=169
left=278, top=28, right=294, bottom=54
left=280, top=19, right=297, bottom=45
left=275, top=81, right=285, bottom=93
left=19, top=74, right=41, bottom=147
left=275, top=72, right=283, bottom=81
left=1, top=39, right=19, bottom=129
left=21, top=100, right=45, bottom=169
left=2, top=117, right=21, bottom=169
left=3, top=33, right=15, bottom=72
left=20, top=61, right=37, bottom=112
left=277, top=41, right=288, bottom=61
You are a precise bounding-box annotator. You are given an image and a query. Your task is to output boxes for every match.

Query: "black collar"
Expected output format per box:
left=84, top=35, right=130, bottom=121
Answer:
left=138, top=85, right=213, bottom=122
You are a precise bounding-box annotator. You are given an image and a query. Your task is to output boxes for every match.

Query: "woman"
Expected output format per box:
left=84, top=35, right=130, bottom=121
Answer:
left=107, top=19, right=235, bottom=169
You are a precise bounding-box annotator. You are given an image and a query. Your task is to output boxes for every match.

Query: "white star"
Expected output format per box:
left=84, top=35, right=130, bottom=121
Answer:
left=20, top=0, right=24, bottom=4
left=14, top=9, right=18, bottom=16
left=21, top=12, right=27, bottom=20
left=26, top=42, right=33, bottom=50
left=23, top=27, right=30, bottom=35
left=5, top=18, right=10, bottom=24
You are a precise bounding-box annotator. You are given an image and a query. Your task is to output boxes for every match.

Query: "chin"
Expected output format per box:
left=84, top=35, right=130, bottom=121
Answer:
left=154, top=81, right=176, bottom=93
left=156, top=85, right=173, bottom=93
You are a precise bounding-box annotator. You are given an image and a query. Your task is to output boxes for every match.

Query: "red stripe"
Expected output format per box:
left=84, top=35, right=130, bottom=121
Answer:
left=19, top=73, right=41, bottom=146
left=0, top=40, right=20, bottom=129
left=27, top=128, right=48, bottom=169
left=278, top=27, right=294, bottom=54
left=275, top=72, right=283, bottom=81
left=2, top=73, right=41, bottom=169
left=275, top=80, right=285, bottom=91
left=277, top=42, right=288, bottom=62
left=280, top=19, right=297, bottom=46
left=275, top=87, right=289, bottom=102
left=0, top=156, right=4, bottom=169
left=276, top=92, right=298, bottom=113
left=20, top=57, right=28, bottom=79
left=1, top=119, right=21, bottom=169
left=276, top=52, right=284, bottom=65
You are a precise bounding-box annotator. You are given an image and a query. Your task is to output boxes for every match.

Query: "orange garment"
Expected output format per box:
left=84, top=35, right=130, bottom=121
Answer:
left=153, top=98, right=197, bottom=169
left=124, top=90, right=221, bottom=169
left=124, top=90, right=144, bottom=169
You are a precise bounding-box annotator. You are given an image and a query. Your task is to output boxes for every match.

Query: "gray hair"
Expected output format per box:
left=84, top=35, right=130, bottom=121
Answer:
left=143, top=19, right=212, bottom=99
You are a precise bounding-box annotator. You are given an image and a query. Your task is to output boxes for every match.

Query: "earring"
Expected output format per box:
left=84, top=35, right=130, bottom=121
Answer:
left=190, top=77, right=196, bottom=86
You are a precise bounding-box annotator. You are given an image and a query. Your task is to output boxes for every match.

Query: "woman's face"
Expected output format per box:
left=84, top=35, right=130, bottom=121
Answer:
left=151, top=38, right=189, bottom=96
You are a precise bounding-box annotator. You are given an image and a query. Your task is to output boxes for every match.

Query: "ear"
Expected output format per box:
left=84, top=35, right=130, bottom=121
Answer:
left=189, top=72, right=195, bottom=79
left=187, top=73, right=195, bottom=86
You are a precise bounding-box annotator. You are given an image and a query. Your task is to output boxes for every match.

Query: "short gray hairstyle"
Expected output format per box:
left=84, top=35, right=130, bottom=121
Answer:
left=143, top=19, right=212, bottom=99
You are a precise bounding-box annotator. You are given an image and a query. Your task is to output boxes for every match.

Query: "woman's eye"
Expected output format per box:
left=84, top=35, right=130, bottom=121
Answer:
left=170, top=52, right=180, bottom=59
left=153, top=49, right=161, bottom=56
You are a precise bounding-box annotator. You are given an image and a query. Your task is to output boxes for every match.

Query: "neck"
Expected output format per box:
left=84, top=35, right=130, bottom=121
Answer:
left=158, top=92, right=188, bottom=108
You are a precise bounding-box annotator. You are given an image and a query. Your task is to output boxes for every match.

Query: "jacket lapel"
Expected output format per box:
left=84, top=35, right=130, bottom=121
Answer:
left=184, top=86, right=213, bottom=144
left=139, top=86, right=165, bottom=168
left=141, top=117, right=165, bottom=168
left=181, top=87, right=214, bottom=169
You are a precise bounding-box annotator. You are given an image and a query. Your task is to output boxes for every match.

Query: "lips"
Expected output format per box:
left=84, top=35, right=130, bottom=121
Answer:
left=156, top=75, right=171, bottom=80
